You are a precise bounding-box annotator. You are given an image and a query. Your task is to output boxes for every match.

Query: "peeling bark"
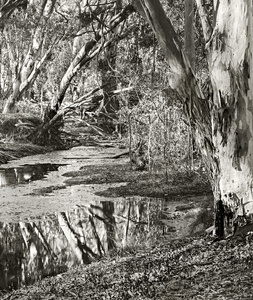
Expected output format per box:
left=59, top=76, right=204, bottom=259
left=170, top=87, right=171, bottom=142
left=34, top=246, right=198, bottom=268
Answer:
left=136, top=0, right=253, bottom=236
left=208, top=2, right=253, bottom=227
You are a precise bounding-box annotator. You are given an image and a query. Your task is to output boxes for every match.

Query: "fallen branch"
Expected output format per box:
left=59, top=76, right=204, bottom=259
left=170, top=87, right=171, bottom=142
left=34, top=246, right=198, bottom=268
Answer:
left=64, top=149, right=129, bottom=160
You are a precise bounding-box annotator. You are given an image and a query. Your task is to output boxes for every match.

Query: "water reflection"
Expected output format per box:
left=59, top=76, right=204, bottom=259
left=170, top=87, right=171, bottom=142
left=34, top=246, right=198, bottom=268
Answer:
left=0, top=164, right=65, bottom=187
left=0, top=197, right=179, bottom=292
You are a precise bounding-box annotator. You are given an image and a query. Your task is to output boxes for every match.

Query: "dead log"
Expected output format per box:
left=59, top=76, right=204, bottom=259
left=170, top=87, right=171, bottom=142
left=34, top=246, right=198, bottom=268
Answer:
left=64, top=150, right=129, bottom=160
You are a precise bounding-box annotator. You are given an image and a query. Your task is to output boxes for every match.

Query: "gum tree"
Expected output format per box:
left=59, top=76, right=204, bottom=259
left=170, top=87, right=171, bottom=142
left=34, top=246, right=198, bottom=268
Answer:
left=1, top=0, right=59, bottom=113
left=133, top=0, right=253, bottom=236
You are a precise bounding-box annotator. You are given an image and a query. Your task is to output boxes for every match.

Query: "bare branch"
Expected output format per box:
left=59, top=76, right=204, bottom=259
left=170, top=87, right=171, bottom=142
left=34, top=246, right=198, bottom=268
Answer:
left=0, top=0, right=28, bottom=21
left=195, top=0, right=213, bottom=42
left=52, top=4, right=134, bottom=112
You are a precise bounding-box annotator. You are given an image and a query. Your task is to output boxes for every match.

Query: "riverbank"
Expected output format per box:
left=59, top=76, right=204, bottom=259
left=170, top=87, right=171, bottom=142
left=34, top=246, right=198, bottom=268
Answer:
left=2, top=235, right=253, bottom=300
left=0, top=142, right=58, bottom=165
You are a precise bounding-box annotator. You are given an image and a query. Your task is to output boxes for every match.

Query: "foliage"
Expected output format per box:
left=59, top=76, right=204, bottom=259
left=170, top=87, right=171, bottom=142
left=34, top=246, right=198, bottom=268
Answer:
left=114, top=14, right=192, bottom=172
left=0, top=113, right=42, bottom=142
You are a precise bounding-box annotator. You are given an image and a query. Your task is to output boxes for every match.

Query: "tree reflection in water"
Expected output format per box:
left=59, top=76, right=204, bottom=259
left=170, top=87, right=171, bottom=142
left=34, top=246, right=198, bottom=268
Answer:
left=0, top=164, right=65, bottom=187
left=0, top=197, right=169, bottom=291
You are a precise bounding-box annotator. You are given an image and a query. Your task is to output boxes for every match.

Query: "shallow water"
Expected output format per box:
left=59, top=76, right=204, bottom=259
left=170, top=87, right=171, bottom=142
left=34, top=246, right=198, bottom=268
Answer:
left=0, top=147, right=208, bottom=292
left=0, top=163, right=65, bottom=187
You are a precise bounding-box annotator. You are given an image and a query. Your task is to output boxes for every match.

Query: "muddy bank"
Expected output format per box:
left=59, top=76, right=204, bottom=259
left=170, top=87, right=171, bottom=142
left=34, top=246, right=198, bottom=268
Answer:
left=0, top=144, right=213, bottom=224
left=0, top=143, right=54, bottom=164
left=0, top=140, right=250, bottom=299
left=62, top=162, right=212, bottom=199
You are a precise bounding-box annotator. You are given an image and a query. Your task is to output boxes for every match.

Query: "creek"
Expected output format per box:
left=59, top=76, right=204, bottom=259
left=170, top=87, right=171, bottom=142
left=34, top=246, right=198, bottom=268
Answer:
left=0, top=146, right=211, bottom=292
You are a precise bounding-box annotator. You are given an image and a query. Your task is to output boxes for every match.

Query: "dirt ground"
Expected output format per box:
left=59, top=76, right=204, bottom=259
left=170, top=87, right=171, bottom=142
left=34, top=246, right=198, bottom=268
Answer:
left=0, top=142, right=54, bottom=164
left=62, top=161, right=212, bottom=199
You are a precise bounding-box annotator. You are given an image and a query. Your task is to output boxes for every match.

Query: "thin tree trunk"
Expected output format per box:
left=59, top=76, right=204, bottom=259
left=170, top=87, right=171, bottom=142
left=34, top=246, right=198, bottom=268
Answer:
left=98, top=44, right=119, bottom=132
left=2, top=1, right=56, bottom=113
left=97, top=0, right=122, bottom=133
left=3, top=47, right=53, bottom=113
left=36, top=5, right=134, bottom=145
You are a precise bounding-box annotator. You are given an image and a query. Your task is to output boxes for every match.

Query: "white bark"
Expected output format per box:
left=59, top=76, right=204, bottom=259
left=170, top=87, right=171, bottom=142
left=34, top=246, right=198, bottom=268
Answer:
left=51, top=4, right=134, bottom=113
left=209, top=1, right=253, bottom=217
left=2, top=0, right=57, bottom=113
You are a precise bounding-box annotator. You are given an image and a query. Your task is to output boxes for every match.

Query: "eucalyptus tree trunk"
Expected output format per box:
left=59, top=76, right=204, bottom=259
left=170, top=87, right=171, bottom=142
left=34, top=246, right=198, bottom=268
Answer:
left=196, top=1, right=253, bottom=225
left=2, top=47, right=53, bottom=113
left=184, top=0, right=196, bottom=171
left=133, top=0, right=213, bottom=174
left=49, top=4, right=134, bottom=117
left=98, top=43, right=119, bottom=132
left=134, top=0, right=253, bottom=236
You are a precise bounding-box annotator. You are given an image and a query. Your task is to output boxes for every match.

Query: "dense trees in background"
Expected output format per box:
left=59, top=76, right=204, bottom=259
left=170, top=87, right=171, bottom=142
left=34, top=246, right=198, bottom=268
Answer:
left=1, top=0, right=253, bottom=236
left=1, top=0, right=59, bottom=113
left=0, top=0, right=190, bottom=167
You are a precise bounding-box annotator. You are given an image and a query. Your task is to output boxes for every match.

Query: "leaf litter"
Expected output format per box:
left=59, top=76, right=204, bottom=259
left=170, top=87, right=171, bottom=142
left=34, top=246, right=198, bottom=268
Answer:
left=2, top=236, right=253, bottom=299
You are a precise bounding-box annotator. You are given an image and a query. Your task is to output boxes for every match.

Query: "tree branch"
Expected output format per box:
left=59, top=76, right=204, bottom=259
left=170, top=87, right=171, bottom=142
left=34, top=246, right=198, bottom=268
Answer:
left=195, top=0, right=213, bottom=42
left=136, top=0, right=184, bottom=75
left=0, top=0, right=28, bottom=22
left=52, top=4, right=134, bottom=112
